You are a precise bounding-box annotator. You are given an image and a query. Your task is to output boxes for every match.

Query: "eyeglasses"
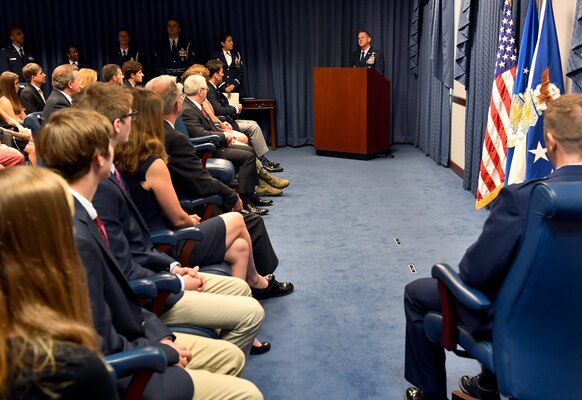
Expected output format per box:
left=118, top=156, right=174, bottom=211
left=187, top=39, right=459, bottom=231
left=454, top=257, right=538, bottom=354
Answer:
left=121, top=110, right=139, bottom=121
left=180, top=93, right=186, bottom=102
left=200, top=87, right=209, bottom=92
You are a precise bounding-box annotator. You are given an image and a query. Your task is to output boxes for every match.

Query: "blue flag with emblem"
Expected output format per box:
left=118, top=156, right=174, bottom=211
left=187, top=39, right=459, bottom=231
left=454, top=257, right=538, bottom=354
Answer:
left=505, top=0, right=538, bottom=185
left=508, top=0, right=563, bottom=183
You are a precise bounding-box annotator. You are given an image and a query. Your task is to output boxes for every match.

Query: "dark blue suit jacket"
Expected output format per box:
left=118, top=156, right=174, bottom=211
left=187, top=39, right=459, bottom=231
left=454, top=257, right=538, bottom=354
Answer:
left=111, top=47, right=140, bottom=67
left=351, top=46, right=384, bottom=75
left=155, top=37, right=195, bottom=77
left=42, top=90, right=71, bottom=121
left=213, top=50, right=244, bottom=92
left=456, top=165, right=582, bottom=336
left=0, top=45, right=37, bottom=82
left=73, top=199, right=193, bottom=399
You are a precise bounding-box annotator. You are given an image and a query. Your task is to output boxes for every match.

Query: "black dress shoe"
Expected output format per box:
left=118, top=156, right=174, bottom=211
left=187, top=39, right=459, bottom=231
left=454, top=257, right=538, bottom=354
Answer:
left=250, top=341, right=271, bottom=355
left=259, top=156, right=281, bottom=168
left=459, top=375, right=500, bottom=400
left=251, top=274, right=294, bottom=300
left=243, top=202, right=269, bottom=215
left=251, top=195, right=273, bottom=207
left=263, top=163, right=284, bottom=173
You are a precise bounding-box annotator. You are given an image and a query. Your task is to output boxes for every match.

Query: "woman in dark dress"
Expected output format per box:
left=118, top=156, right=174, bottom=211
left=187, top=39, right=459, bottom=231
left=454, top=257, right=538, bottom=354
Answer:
left=0, top=167, right=118, bottom=400
left=115, top=87, right=272, bottom=290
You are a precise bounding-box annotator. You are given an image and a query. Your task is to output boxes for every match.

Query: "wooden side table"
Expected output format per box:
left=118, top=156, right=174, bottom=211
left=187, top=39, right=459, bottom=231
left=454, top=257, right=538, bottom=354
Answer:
left=240, top=98, right=277, bottom=149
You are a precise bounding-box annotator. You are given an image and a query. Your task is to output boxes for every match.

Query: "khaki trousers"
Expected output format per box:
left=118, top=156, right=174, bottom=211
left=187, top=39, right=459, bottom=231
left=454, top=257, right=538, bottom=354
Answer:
left=174, top=332, right=263, bottom=400
left=161, top=273, right=264, bottom=355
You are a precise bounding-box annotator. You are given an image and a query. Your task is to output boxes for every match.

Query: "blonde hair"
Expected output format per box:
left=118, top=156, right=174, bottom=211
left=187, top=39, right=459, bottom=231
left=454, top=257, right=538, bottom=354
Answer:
left=0, top=167, right=99, bottom=394
left=78, top=68, right=98, bottom=89
left=182, top=64, right=210, bottom=82
left=115, top=87, right=167, bottom=174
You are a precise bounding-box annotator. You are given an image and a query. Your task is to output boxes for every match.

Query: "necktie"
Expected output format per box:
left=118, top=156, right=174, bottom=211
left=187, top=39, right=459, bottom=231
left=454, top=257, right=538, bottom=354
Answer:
left=360, top=51, right=365, bottom=63
left=94, top=215, right=110, bottom=246
left=123, top=50, right=127, bottom=57
left=112, top=168, right=126, bottom=191
left=38, top=88, right=46, bottom=103
left=226, top=51, right=232, bottom=65
left=19, top=48, right=25, bottom=60
left=171, top=40, right=176, bottom=52
left=200, top=105, right=209, bottom=120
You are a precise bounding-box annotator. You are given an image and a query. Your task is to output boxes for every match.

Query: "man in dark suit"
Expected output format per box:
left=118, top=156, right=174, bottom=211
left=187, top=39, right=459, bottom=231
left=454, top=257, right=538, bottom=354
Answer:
left=19, top=63, right=46, bottom=113
left=351, top=31, right=384, bottom=75
left=42, top=64, right=80, bottom=121
left=403, top=93, right=582, bottom=400
left=65, top=44, right=88, bottom=69
left=205, top=59, right=282, bottom=173
left=38, top=107, right=263, bottom=400
left=111, top=29, right=140, bottom=67
left=147, top=74, right=281, bottom=275
left=0, top=27, right=37, bottom=83
left=181, top=74, right=270, bottom=215
left=155, top=18, right=196, bottom=80
left=122, top=59, right=144, bottom=88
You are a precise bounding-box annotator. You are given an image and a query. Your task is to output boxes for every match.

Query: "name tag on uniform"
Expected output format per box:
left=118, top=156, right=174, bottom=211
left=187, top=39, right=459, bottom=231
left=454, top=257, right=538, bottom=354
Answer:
left=9, top=57, right=16, bottom=61
left=27, top=56, right=35, bottom=61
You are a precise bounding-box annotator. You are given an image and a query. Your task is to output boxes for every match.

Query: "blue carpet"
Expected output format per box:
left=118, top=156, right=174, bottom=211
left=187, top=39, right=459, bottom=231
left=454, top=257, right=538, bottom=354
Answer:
left=245, top=145, right=489, bottom=399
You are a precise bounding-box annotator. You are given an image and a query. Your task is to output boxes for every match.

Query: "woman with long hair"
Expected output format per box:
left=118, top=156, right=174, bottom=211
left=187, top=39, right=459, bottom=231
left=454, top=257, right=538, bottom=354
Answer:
left=0, top=71, right=36, bottom=165
left=0, top=167, right=118, bottom=399
left=115, top=87, right=292, bottom=298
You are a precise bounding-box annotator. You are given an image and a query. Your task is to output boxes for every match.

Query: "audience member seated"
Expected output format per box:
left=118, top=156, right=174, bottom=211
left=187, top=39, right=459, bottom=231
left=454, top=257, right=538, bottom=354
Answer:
left=38, top=107, right=263, bottom=400
left=205, top=59, right=283, bottom=173
left=181, top=74, right=270, bottom=215
left=147, top=74, right=283, bottom=276
left=42, top=64, right=80, bottom=121
left=0, top=142, right=25, bottom=169
left=122, top=59, right=144, bottom=88
left=0, top=71, right=35, bottom=164
left=19, top=63, right=46, bottom=113
left=213, top=33, right=244, bottom=94
left=402, top=93, right=582, bottom=400
left=111, top=29, right=140, bottom=66
left=0, top=27, right=37, bottom=83
left=102, top=63, right=124, bottom=85
left=0, top=167, right=118, bottom=399
left=181, top=64, right=248, bottom=145
left=116, top=86, right=293, bottom=300
left=73, top=81, right=268, bottom=355
left=78, top=67, right=98, bottom=90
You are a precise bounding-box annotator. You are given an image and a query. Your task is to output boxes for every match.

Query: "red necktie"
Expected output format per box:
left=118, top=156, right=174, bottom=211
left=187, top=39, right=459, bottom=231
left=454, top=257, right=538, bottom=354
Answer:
left=113, top=168, right=126, bottom=191
left=94, top=215, right=110, bottom=246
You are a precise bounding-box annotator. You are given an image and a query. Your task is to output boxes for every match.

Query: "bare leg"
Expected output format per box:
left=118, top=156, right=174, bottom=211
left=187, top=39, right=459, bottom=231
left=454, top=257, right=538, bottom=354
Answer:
left=219, top=212, right=268, bottom=289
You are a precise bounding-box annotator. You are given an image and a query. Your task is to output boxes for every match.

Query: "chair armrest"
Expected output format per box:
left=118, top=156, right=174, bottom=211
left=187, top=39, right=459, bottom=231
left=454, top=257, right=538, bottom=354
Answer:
left=128, top=278, right=158, bottom=301
left=431, top=263, right=491, bottom=311
left=149, top=229, right=177, bottom=246
left=149, top=272, right=182, bottom=294
left=105, top=346, right=167, bottom=379
left=180, top=196, right=223, bottom=214
left=192, top=143, right=216, bottom=153
left=174, top=226, right=203, bottom=242
left=190, top=135, right=222, bottom=145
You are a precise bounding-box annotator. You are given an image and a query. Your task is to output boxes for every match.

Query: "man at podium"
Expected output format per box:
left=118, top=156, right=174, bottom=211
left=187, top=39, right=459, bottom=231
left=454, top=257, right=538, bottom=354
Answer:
left=351, top=31, right=384, bottom=75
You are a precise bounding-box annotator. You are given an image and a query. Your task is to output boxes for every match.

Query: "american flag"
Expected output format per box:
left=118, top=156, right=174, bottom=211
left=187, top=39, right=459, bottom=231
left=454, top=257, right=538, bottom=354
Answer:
left=475, top=0, right=518, bottom=209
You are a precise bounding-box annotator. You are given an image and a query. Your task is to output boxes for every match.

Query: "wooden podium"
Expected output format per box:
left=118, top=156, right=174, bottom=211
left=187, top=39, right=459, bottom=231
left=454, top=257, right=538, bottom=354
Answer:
left=313, top=68, right=390, bottom=159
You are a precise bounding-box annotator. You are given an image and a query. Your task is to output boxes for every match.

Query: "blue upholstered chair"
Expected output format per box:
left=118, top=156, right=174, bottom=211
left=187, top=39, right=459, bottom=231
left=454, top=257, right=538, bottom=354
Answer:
left=105, top=346, right=167, bottom=400
left=424, top=182, right=582, bottom=400
left=129, top=273, right=218, bottom=339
